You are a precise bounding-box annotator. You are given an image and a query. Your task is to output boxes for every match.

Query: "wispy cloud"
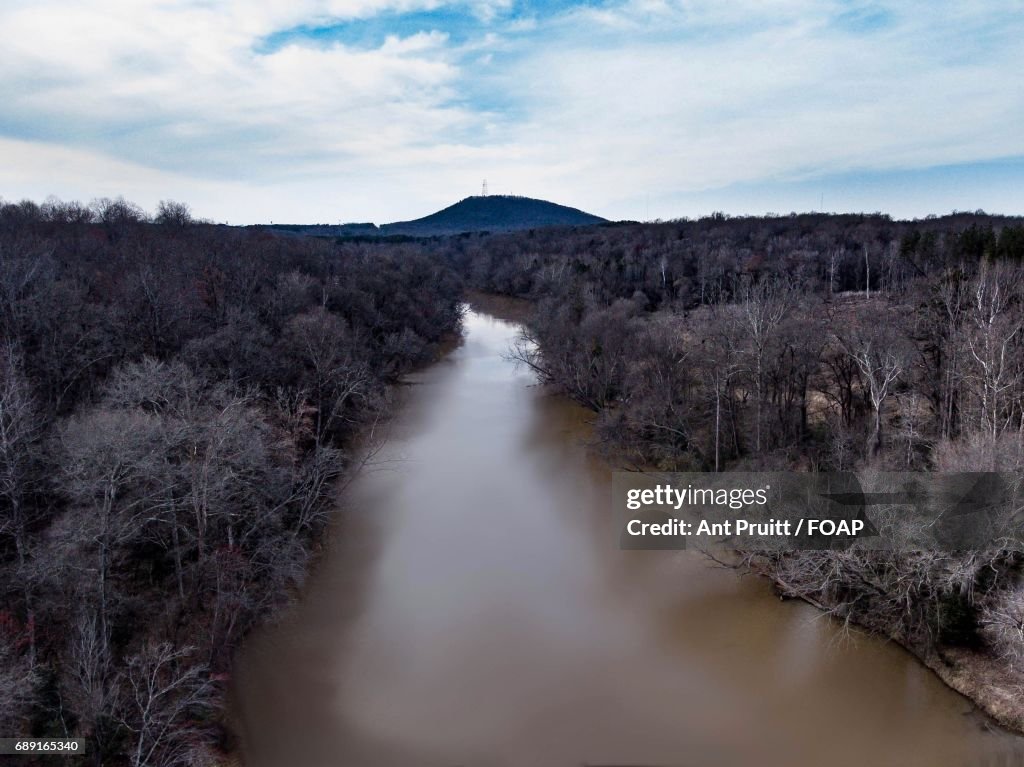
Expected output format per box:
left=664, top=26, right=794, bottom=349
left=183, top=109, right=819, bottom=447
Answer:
left=0, top=0, right=1022, bottom=222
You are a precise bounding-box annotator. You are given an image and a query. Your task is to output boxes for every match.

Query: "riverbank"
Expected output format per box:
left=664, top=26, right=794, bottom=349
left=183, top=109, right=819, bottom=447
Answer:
left=761, top=557, right=1024, bottom=734
left=469, top=292, right=1024, bottom=740
left=488, top=290, right=1024, bottom=740
left=0, top=207, right=470, bottom=766
left=230, top=304, right=1016, bottom=766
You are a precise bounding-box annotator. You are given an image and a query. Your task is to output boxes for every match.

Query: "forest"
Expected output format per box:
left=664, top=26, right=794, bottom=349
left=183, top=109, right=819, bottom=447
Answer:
left=0, top=197, right=461, bottom=765
left=453, top=210, right=1024, bottom=729
left=5, top=197, right=1024, bottom=762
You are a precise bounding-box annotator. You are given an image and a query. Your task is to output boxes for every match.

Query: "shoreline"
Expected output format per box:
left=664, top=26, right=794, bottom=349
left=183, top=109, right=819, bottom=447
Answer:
left=767, top=571, right=1024, bottom=735
left=482, top=290, right=1024, bottom=739
left=223, top=324, right=466, bottom=765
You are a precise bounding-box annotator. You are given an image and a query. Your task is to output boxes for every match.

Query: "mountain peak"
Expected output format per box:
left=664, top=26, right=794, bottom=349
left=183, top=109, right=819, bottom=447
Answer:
left=380, top=194, right=606, bottom=236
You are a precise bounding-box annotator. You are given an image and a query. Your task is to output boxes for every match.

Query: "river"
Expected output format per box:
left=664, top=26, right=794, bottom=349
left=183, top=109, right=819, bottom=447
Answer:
left=231, top=306, right=1019, bottom=767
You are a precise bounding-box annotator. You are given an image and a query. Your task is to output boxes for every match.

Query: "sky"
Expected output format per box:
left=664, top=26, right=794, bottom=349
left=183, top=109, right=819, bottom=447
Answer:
left=1, top=0, right=1023, bottom=224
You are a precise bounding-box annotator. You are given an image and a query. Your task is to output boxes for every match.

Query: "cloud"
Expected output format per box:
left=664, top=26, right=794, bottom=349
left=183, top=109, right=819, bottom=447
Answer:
left=0, top=0, right=1022, bottom=221
left=488, top=0, right=1024, bottom=215
left=0, top=0, right=471, bottom=176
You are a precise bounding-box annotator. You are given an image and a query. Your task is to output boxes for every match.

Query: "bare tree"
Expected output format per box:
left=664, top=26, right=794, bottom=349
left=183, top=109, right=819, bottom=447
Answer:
left=964, top=261, right=1024, bottom=467
left=0, top=348, right=43, bottom=663
left=934, top=269, right=971, bottom=439
left=864, top=243, right=870, bottom=299
left=695, top=303, right=743, bottom=471
left=287, top=308, right=371, bottom=444
left=980, top=587, right=1024, bottom=665
left=116, top=643, right=215, bottom=767
left=0, top=624, right=37, bottom=735
left=828, top=248, right=842, bottom=296
left=836, top=311, right=909, bottom=457
left=56, top=409, right=164, bottom=640
left=155, top=200, right=193, bottom=228
left=740, top=277, right=792, bottom=453
left=62, top=612, right=115, bottom=754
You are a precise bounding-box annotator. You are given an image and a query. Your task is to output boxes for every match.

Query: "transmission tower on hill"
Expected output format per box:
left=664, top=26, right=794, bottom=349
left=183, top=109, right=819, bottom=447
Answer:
left=481, top=179, right=488, bottom=196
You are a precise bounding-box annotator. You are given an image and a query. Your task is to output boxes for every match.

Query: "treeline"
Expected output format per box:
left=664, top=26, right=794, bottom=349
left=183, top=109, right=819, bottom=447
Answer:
left=456, top=211, right=1024, bottom=728
left=0, top=197, right=462, bottom=765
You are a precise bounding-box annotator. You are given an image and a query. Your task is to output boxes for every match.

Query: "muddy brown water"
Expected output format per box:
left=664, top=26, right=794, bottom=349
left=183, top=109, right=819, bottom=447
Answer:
left=232, top=307, right=1021, bottom=767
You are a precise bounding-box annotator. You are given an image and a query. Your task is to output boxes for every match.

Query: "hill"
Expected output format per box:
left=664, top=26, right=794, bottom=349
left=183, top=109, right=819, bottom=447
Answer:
left=380, top=195, right=607, bottom=236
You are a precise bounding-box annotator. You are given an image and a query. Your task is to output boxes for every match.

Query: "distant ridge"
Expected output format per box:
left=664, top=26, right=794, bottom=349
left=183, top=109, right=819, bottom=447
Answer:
left=381, top=195, right=606, bottom=236
left=258, top=195, right=607, bottom=239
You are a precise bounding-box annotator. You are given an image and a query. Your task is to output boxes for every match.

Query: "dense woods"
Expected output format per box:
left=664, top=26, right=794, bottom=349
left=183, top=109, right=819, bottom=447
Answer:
left=455, top=211, right=1024, bottom=728
left=6, top=194, right=1024, bottom=760
left=0, top=197, right=461, bottom=765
